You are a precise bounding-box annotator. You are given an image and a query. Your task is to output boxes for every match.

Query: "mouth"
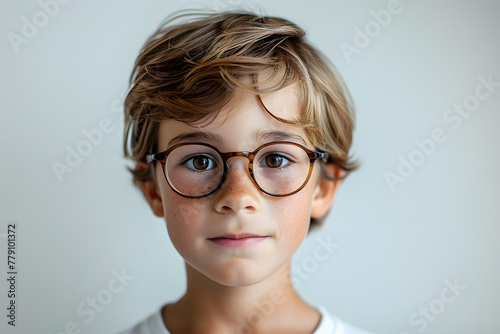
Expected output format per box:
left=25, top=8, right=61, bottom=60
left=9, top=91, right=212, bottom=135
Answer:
left=207, top=233, right=269, bottom=248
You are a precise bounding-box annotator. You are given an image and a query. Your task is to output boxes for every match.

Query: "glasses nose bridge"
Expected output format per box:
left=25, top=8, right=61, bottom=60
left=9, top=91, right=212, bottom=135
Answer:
left=221, top=151, right=257, bottom=180
left=222, top=151, right=255, bottom=164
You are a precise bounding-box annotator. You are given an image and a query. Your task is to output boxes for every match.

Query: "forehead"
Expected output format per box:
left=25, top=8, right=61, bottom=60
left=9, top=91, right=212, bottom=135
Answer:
left=157, top=85, right=310, bottom=150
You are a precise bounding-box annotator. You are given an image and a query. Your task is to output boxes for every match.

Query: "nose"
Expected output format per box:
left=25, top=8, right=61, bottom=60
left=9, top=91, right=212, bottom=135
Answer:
left=213, top=157, right=261, bottom=214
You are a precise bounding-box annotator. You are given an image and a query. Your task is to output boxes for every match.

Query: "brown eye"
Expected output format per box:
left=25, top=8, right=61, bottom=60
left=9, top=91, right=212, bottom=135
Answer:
left=184, top=155, right=216, bottom=171
left=265, top=155, right=283, bottom=168
left=193, top=157, right=209, bottom=170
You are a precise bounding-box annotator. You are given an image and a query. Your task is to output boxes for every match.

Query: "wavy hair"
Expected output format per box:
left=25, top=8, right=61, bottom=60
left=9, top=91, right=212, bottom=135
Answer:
left=123, top=10, right=358, bottom=229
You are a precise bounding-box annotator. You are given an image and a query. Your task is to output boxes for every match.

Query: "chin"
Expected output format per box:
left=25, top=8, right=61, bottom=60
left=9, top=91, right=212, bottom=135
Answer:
left=203, top=261, right=272, bottom=287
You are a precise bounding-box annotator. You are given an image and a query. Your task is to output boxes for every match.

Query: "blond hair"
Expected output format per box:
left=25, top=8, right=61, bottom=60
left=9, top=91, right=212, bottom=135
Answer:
left=124, top=10, right=358, bottom=228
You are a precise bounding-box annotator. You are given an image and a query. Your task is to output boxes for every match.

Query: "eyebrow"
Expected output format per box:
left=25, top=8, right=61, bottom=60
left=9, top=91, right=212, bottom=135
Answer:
left=256, top=130, right=308, bottom=146
left=167, top=130, right=307, bottom=148
left=168, top=132, right=223, bottom=147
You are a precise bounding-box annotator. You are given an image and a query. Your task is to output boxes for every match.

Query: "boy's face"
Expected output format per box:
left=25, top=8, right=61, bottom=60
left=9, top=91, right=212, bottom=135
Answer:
left=141, top=86, right=340, bottom=287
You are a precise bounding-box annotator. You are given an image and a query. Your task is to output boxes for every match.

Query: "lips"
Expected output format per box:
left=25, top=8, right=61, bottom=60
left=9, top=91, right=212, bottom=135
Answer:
left=207, top=233, right=269, bottom=248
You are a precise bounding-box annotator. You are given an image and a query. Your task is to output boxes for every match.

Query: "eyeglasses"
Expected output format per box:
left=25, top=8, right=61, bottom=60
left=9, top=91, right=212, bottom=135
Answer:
left=146, top=141, right=329, bottom=198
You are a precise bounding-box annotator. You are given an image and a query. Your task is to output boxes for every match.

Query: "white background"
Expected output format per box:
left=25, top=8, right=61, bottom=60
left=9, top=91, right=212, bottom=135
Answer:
left=1, top=0, right=499, bottom=333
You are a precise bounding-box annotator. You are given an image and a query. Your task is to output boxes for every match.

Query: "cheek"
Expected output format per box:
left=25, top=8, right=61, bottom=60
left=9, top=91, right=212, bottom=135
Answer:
left=162, top=192, right=208, bottom=253
left=271, top=189, right=314, bottom=250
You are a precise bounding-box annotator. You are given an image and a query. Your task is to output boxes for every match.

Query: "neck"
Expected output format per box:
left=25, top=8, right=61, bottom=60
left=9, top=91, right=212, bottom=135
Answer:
left=163, top=260, right=320, bottom=334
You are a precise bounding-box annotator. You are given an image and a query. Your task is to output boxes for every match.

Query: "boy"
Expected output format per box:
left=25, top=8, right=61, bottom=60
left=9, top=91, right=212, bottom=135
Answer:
left=119, top=9, right=373, bottom=334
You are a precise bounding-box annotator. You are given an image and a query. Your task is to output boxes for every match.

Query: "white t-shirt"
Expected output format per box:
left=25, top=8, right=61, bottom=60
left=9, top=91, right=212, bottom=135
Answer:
left=117, top=306, right=373, bottom=334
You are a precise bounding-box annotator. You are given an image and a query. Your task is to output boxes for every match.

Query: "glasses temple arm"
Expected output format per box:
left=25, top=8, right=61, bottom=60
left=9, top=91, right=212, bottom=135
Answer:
left=318, top=156, right=347, bottom=181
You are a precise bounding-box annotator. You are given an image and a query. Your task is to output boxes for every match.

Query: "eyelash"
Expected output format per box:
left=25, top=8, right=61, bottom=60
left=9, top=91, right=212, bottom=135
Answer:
left=174, top=144, right=302, bottom=172
left=259, top=152, right=295, bottom=170
left=180, top=154, right=218, bottom=172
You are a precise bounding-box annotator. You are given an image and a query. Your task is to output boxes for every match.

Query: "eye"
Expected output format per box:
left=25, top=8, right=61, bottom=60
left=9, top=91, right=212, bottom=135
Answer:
left=184, top=155, right=217, bottom=171
left=261, top=154, right=291, bottom=169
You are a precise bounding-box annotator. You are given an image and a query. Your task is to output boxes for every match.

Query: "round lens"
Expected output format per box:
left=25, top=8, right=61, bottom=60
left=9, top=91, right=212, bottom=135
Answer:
left=165, top=144, right=224, bottom=197
left=253, top=143, right=311, bottom=195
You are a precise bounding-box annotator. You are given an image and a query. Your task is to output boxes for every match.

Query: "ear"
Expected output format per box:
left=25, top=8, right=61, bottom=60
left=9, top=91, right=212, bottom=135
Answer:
left=136, top=161, right=165, bottom=217
left=310, top=164, right=343, bottom=219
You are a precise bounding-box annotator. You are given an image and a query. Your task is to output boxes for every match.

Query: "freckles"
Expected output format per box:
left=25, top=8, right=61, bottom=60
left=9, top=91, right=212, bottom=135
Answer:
left=166, top=195, right=206, bottom=222
left=163, top=194, right=209, bottom=245
left=272, top=194, right=311, bottom=251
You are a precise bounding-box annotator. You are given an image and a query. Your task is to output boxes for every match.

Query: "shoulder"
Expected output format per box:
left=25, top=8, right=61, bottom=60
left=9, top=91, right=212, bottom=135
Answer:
left=115, top=308, right=169, bottom=334
left=315, top=306, right=376, bottom=334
